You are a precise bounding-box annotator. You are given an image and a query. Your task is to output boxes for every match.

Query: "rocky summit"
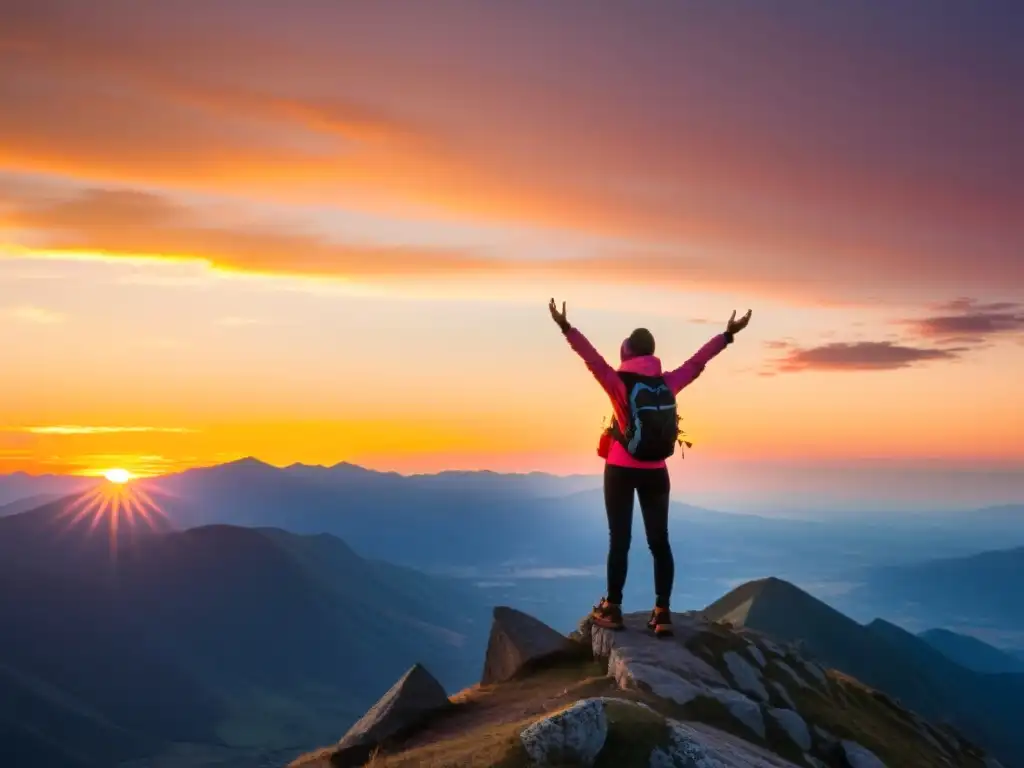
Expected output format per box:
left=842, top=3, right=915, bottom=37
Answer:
left=293, top=597, right=1005, bottom=768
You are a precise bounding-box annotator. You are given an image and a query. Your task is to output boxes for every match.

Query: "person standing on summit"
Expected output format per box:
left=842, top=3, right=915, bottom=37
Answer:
left=549, top=298, right=752, bottom=637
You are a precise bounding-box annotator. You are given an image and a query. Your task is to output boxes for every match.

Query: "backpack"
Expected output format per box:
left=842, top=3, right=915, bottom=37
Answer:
left=606, top=372, right=682, bottom=461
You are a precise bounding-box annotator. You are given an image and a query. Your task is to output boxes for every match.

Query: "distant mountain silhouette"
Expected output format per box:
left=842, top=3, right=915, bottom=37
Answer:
left=0, top=472, right=97, bottom=507
left=119, top=458, right=850, bottom=578
left=282, top=461, right=600, bottom=496
left=937, top=504, right=1024, bottom=527
left=0, top=492, right=65, bottom=517
left=702, top=577, right=1024, bottom=766
left=127, top=458, right=611, bottom=569
left=919, top=628, right=1024, bottom=674
left=857, top=545, right=1024, bottom=630
left=0, top=494, right=490, bottom=767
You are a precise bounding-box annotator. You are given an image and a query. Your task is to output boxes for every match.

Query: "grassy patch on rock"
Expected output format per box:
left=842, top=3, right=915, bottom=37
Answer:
left=290, top=652, right=609, bottom=768
left=593, top=699, right=671, bottom=768
left=362, top=718, right=532, bottom=768
left=684, top=622, right=754, bottom=669
left=789, top=673, right=988, bottom=768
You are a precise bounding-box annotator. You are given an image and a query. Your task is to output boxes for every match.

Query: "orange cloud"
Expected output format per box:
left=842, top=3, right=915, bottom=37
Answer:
left=2, top=183, right=1010, bottom=309
left=769, top=341, right=968, bottom=373
left=3, top=188, right=502, bottom=281
left=900, top=299, right=1024, bottom=344
left=1, top=2, right=1021, bottom=307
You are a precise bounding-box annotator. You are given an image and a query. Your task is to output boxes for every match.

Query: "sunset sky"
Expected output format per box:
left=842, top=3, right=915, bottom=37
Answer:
left=2, top=1, right=1022, bottom=510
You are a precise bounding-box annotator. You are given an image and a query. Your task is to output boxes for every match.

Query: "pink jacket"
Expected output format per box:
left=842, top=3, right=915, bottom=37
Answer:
left=564, top=327, right=731, bottom=468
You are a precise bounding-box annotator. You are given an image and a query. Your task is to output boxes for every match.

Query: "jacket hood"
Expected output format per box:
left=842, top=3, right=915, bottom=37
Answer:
left=618, top=355, right=663, bottom=376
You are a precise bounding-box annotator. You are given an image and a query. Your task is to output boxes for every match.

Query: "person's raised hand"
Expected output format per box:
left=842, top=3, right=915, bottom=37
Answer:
left=549, top=298, right=570, bottom=332
left=726, top=309, right=752, bottom=336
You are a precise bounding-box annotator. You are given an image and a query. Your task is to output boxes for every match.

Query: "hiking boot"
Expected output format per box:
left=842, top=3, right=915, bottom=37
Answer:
left=591, top=597, right=624, bottom=630
left=648, top=607, right=673, bottom=637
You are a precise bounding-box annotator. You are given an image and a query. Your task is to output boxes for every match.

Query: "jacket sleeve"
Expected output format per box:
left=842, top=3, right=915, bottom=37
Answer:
left=563, top=326, right=624, bottom=401
left=663, top=332, right=732, bottom=394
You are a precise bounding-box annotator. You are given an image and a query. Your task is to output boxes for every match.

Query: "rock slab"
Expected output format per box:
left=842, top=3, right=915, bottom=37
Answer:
left=841, top=739, right=887, bottom=768
left=481, top=606, right=575, bottom=685
left=334, top=663, right=449, bottom=766
left=723, top=651, right=769, bottom=702
left=663, top=720, right=802, bottom=767
left=521, top=698, right=801, bottom=768
left=707, top=688, right=765, bottom=739
left=768, top=707, right=811, bottom=752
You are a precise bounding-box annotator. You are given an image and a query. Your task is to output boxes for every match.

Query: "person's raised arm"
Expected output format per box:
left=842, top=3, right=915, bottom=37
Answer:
left=664, top=309, right=752, bottom=394
left=549, top=298, right=621, bottom=397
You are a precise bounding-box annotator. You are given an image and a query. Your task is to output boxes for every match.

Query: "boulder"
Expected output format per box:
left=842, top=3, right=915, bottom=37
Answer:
left=841, top=739, right=887, bottom=768
left=481, top=606, right=575, bottom=685
left=706, top=688, right=766, bottom=738
left=333, top=663, right=450, bottom=767
left=768, top=707, right=811, bottom=752
left=519, top=698, right=608, bottom=765
left=723, top=651, right=769, bottom=702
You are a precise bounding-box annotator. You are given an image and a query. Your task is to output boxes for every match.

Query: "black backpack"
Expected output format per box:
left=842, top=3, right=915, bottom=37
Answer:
left=606, top=372, right=682, bottom=461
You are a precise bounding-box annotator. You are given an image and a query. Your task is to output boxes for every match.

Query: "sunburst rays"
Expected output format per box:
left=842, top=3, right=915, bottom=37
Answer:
left=52, top=479, right=173, bottom=559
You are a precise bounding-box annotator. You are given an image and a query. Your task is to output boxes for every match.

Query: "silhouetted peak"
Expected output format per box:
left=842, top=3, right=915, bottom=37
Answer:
left=328, top=461, right=375, bottom=474
left=220, top=456, right=277, bottom=472
left=920, top=628, right=959, bottom=640
left=701, top=576, right=846, bottom=631
left=867, top=618, right=907, bottom=633
left=866, top=619, right=945, bottom=654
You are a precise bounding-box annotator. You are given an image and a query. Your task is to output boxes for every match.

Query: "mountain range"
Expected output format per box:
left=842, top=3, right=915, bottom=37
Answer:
left=0, top=472, right=98, bottom=507
left=918, top=628, right=1024, bottom=674
left=0, top=492, right=491, bottom=768
left=703, top=577, right=1024, bottom=766
left=3, top=461, right=1023, bottom=570
left=2, top=469, right=1023, bottom=766
left=849, top=544, right=1024, bottom=639
left=5, top=460, right=1024, bottom=639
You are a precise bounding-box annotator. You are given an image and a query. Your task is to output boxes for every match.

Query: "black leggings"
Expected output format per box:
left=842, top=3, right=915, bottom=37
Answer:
left=603, top=463, right=674, bottom=608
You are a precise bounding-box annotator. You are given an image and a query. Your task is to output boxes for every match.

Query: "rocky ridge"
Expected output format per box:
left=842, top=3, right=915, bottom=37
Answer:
left=293, top=596, right=1004, bottom=768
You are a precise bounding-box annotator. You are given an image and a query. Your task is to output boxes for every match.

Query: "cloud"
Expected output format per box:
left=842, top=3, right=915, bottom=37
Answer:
left=770, top=341, right=967, bottom=372
left=11, top=425, right=197, bottom=435
left=8, top=184, right=1019, bottom=310
left=3, top=187, right=503, bottom=281
left=0, top=2, right=1021, bottom=303
left=901, top=299, right=1024, bottom=343
left=5, top=305, right=65, bottom=324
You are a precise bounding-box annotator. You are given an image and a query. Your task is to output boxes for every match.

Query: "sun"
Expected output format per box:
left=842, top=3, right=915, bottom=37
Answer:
left=103, top=468, right=134, bottom=484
